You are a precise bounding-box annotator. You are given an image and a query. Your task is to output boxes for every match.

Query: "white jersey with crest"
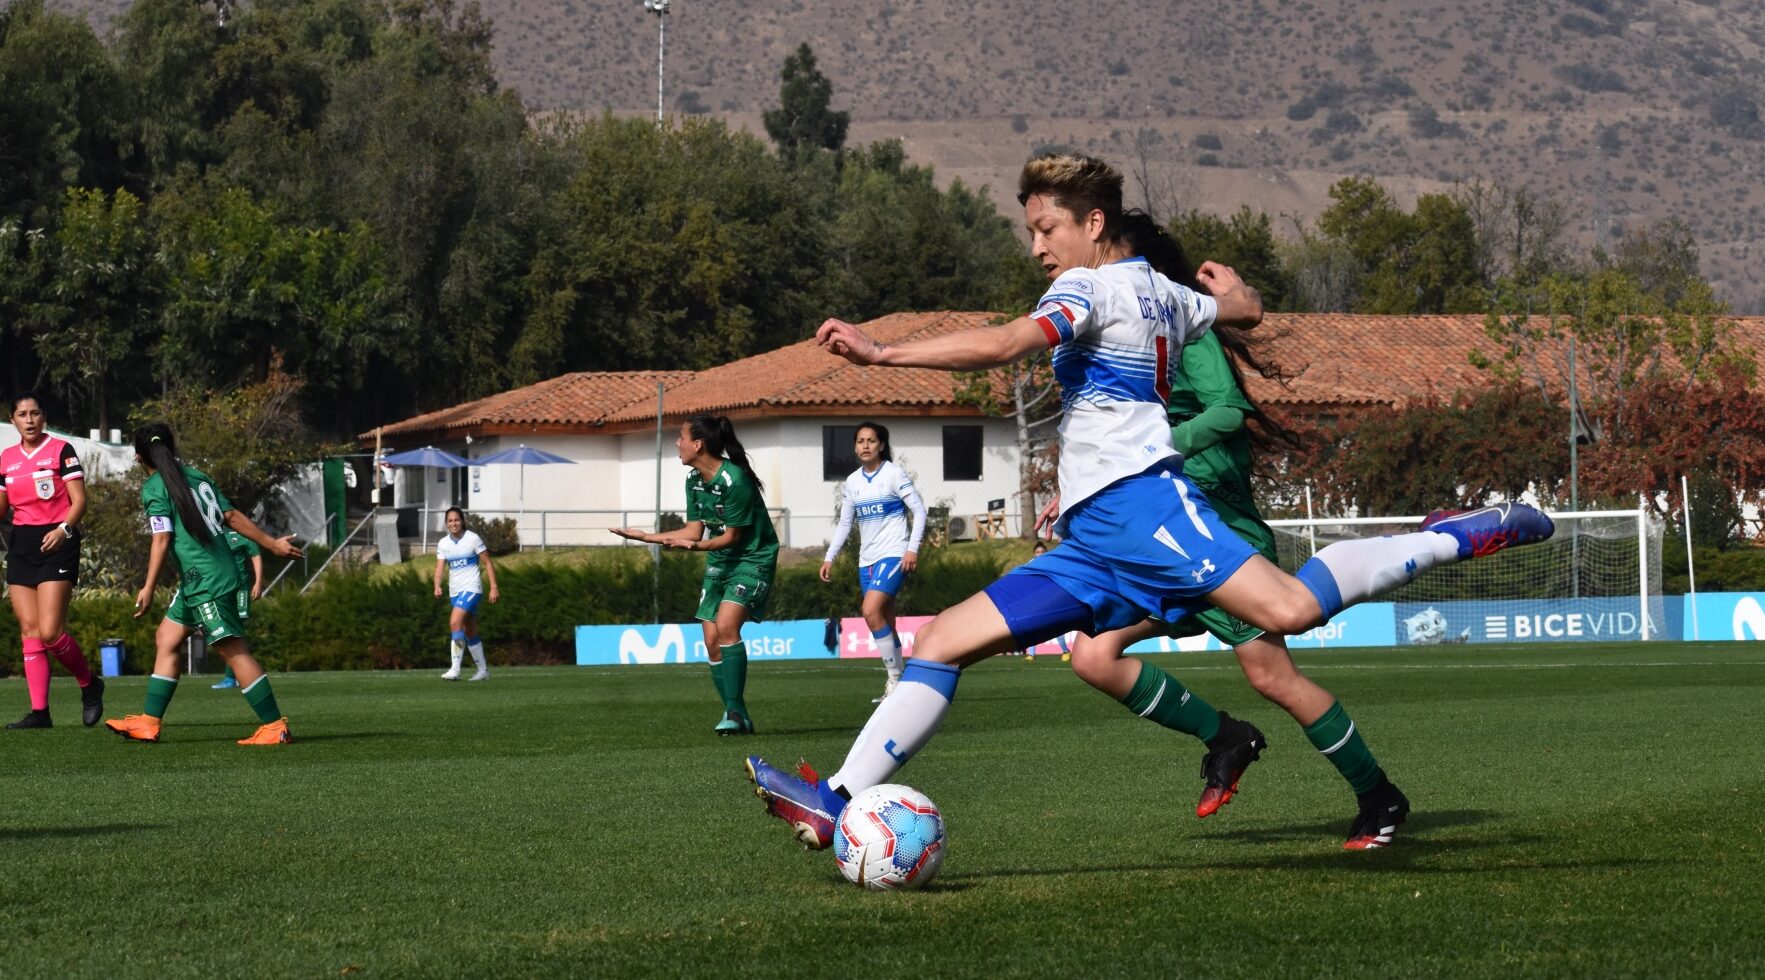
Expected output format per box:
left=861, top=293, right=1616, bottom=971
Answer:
left=824, top=460, right=927, bottom=567
left=436, top=530, right=488, bottom=596
left=1029, top=258, right=1218, bottom=525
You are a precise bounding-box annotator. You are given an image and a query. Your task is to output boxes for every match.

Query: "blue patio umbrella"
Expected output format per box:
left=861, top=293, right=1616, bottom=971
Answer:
left=380, top=446, right=471, bottom=551
left=473, top=444, right=575, bottom=547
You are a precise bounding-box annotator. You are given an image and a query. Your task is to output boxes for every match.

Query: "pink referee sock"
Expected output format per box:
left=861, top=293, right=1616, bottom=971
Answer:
left=22, top=638, right=50, bottom=710
left=45, top=633, right=93, bottom=687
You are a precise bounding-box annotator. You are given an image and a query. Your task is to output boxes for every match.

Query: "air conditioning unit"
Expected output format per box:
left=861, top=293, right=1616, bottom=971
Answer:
left=946, top=515, right=977, bottom=542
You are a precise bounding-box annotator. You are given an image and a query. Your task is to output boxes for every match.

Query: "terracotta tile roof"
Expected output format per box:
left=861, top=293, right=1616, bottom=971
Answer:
left=365, top=371, right=694, bottom=441
left=1244, top=313, right=1765, bottom=412
left=598, top=311, right=1003, bottom=425
left=366, top=311, right=1765, bottom=441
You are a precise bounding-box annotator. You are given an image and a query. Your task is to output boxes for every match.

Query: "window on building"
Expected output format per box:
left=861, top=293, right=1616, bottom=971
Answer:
left=942, top=425, right=983, bottom=481
left=822, top=425, right=860, bottom=480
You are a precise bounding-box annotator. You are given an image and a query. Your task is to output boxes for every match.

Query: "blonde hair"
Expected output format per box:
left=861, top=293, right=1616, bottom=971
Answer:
left=1016, top=153, right=1126, bottom=237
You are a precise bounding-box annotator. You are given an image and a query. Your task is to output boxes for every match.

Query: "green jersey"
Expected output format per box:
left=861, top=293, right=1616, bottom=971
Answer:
left=685, top=461, right=779, bottom=574
left=142, top=466, right=243, bottom=604
left=1168, top=330, right=1256, bottom=503
left=225, top=529, right=262, bottom=586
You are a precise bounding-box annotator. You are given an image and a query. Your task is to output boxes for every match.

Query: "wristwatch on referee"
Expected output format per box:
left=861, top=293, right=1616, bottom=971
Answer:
left=58, top=522, right=77, bottom=540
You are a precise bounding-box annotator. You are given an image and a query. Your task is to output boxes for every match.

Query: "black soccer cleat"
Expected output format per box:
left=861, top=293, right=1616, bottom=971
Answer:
left=80, top=676, right=106, bottom=728
left=1344, top=778, right=1410, bottom=850
left=1196, top=712, right=1267, bottom=817
left=7, top=709, right=53, bottom=730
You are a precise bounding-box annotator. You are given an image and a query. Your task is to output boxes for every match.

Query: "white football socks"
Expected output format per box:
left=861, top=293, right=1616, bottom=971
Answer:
left=830, top=661, right=960, bottom=797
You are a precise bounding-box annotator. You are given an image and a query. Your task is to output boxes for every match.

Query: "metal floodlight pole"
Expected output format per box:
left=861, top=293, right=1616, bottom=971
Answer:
left=643, top=0, right=670, bottom=124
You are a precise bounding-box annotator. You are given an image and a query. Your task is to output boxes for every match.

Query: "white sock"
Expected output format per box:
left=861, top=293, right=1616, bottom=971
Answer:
left=829, top=661, right=960, bottom=797
left=874, top=628, right=904, bottom=680
left=468, top=640, right=487, bottom=672
left=449, top=641, right=464, bottom=671
left=1297, top=531, right=1461, bottom=616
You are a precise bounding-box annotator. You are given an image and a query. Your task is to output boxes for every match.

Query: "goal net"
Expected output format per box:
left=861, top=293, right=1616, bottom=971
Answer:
left=1268, top=509, right=1666, bottom=645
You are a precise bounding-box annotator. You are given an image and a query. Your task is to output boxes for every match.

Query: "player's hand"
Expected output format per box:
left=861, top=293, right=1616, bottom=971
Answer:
left=266, top=535, right=303, bottom=559
left=488, top=585, right=500, bottom=604
left=250, top=584, right=262, bottom=600
left=663, top=538, right=697, bottom=551
left=816, top=318, right=886, bottom=365
left=1195, top=260, right=1246, bottom=296
left=435, top=584, right=444, bottom=598
left=610, top=527, right=650, bottom=543
left=901, top=551, right=918, bottom=573
left=818, top=561, right=833, bottom=582
left=133, top=586, right=153, bottom=619
left=40, top=528, right=65, bottom=552
left=1034, top=494, right=1062, bottom=535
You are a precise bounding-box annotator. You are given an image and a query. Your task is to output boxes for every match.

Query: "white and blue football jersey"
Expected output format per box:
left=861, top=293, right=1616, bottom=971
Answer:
left=436, top=529, right=487, bottom=596
left=1030, top=258, right=1217, bottom=526
left=825, top=460, right=927, bottom=567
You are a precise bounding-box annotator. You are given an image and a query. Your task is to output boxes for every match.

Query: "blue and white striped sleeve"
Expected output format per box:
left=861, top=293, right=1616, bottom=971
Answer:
left=898, top=470, right=928, bottom=553
left=824, top=481, right=856, bottom=563
left=1030, top=270, right=1100, bottom=346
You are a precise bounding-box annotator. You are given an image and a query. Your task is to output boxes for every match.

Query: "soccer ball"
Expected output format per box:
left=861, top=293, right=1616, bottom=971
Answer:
left=833, top=784, right=946, bottom=890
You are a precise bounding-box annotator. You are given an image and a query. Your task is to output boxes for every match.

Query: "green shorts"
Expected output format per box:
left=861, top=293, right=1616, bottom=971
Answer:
left=167, top=590, right=246, bottom=643
left=1162, top=485, right=1276, bottom=648
left=696, top=565, right=774, bottom=623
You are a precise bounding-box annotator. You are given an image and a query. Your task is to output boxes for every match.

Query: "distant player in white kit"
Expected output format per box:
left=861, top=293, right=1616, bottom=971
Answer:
left=434, top=507, right=499, bottom=680
left=820, top=421, right=927, bottom=702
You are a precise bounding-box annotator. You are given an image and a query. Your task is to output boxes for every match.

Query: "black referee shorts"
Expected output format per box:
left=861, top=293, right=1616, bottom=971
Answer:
left=4, top=523, right=80, bottom=588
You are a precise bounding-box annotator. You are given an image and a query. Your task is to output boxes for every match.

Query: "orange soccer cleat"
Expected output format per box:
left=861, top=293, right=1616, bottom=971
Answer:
left=104, top=714, right=162, bottom=743
left=238, top=718, right=292, bottom=746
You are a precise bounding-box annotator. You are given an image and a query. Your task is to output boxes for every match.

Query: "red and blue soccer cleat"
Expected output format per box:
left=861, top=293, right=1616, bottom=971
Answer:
left=745, top=756, right=845, bottom=851
left=1421, top=503, right=1555, bottom=559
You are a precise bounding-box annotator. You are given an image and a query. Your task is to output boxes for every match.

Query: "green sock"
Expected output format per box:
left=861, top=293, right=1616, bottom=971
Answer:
left=241, top=675, right=282, bottom=724
left=708, top=660, right=730, bottom=711
left=1120, top=661, right=1220, bottom=743
left=144, top=674, right=179, bottom=719
left=1304, top=700, right=1384, bottom=795
left=719, top=643, right=749, bottom=716
left=223, top=664, right=236, bottom=682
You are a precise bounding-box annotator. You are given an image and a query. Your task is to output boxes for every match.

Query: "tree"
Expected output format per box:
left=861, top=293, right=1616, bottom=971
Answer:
left=763, top=43, right=849, bottom=165
left=1313, top=178, right=1483, bottom=314
left=22, top=188, right=157, bottom=432
left=130, top=363, right=331, bottom=521
left=1169, top=206, right=1290, bottom=310
left=0, top=0, right=133, bottom=224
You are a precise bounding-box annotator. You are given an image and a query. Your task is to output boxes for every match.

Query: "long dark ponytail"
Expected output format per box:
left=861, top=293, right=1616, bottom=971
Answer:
left=1120, top=209, right=1302, bottom=457
left=688, top=414, right=764, bottom=495
left=133, top=422, right=215, bottom=546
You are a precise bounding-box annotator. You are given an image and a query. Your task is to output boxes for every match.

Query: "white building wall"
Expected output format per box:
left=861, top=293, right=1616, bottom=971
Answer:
left=390, top=413, right=1029, bottom=550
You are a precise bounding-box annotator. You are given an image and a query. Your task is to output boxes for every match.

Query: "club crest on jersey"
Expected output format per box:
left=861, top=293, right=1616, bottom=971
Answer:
left=734, top=584, right=748, bottom=598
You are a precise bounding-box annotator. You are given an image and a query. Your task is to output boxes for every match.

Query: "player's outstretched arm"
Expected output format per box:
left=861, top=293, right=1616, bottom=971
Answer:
left=611, top=520, right=706, bottom=546
left=1196, top=261, right=1263, bottom=328
left=223, top=509, right=303, bottom=559
left=817, top=317, right=1048, bottom=371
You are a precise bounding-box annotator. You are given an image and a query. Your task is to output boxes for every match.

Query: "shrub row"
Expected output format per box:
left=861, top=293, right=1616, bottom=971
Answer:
left=0, top=544, right=1021, bottom=674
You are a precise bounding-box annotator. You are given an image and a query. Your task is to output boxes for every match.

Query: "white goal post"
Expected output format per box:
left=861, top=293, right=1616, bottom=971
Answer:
left=1266, top=508, right=1665, bottom=643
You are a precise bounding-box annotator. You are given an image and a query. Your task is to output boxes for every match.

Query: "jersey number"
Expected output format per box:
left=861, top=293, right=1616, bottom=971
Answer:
left=196, top=483, right=225, bottom=537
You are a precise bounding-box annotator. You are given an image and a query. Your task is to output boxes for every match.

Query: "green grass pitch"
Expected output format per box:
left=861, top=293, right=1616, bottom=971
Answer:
left=2, top=643, right=1761, bottom=978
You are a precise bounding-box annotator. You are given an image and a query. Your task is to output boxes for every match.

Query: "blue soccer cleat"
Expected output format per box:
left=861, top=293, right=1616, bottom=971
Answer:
left=745, top=756, right=845, bottom=851
left=1421, top=503, right=1555, bottom=559
left=211, top=677, right=239, bottom=690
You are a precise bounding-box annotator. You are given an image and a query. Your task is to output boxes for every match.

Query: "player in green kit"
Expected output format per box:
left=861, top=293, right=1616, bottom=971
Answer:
left=614, top=415, right=779, bottom=735
left=1059, top=212, right=1409, bottom=850
left=210, top=530, right=263, bottom=690
left=104, top=423, right=303, bottom=745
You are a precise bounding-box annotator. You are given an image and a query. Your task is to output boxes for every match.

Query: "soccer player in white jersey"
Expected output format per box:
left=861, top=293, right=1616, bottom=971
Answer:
left=434, top=508, right=499, bottom=680
left=746, top=153, right=1554, bottom=852
left=820, top=421, right=927, bottom=701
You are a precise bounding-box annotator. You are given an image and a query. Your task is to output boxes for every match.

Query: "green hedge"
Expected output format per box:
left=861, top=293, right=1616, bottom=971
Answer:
left=0, top=542, right=1030, bottom=674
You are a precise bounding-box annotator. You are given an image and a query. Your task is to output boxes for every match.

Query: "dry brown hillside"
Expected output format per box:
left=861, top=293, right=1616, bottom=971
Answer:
left=54, top=0, right=1765, bottom=310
